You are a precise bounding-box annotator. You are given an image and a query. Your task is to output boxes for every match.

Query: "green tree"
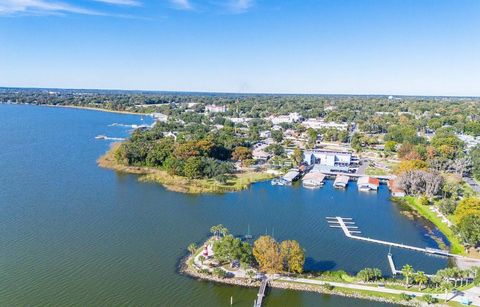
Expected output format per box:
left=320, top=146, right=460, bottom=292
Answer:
left=188, top=243, right=197, bottom=255
left=184, top=156, right=203, bottom=179
left=422, top=294, right=437, bottom=304
left=440, top=280, right=452, bottom=302
left=291, top=148, right=304, bottom=166
left=307, top=128, right=318, bottom=148
left=384, top=140, right=397, bottom=152
left=414, top=271, right=428, bottom=290
left=401, top=264, right=414, bottom=286
left=271, top=130, right=283, bottom=143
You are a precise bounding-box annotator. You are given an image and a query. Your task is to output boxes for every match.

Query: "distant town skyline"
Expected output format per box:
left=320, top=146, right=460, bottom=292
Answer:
left=1, top=0, right=479, bottom=96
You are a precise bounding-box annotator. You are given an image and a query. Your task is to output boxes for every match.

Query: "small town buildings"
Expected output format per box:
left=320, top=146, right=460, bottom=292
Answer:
left=227, top=117, right=252, bottom=124
left=334, top=174, right=349, bottom=189
left=457, top=134, right=480, bottom=152
left=387, top=179, right=406, bottom=197
left=268, top=112, right=303, bottom=125
left=259, top=130, right=271, bottom=139
left=205, top=104, right=227, bottom=113
left=302, top=118, right=349, bottom=130
left=152, top=113, right=168, bottom=122
left=358, top=176, right=380, bottom=192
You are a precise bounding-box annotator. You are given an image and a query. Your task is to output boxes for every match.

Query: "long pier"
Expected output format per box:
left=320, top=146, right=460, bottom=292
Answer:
left=327, top=216, right=455, bottom=257
left=254, top=278, right=269, bottom=307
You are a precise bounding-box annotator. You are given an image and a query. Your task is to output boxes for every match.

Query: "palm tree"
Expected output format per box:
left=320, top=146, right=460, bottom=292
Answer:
left=218, top=225, right=229, bottom=237
left=210, top=225, right=220, bottom=237
left=414, top=271, right=428, bottom=290
left=451, top=267, right=460, bottom=287
left=431, top=274, right=443, bottom=290
left=440, top=280, right=453, bottom=302
left=188, top=243, right=197, bottom=255
left=402, top=264, right=414, bottom=287
left=372, top=268, right=382, bottom=281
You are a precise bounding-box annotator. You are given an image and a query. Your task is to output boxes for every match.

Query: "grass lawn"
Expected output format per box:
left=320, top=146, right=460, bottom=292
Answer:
left=365, top=167, right=388, bottom=176
left=403, top=196, right=465, bottom=255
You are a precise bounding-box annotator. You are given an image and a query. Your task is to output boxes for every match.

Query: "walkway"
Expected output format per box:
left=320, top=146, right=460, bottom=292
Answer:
left=254, top=278, right=269, bottom=307
left=275, top=276, right=479, bottom=305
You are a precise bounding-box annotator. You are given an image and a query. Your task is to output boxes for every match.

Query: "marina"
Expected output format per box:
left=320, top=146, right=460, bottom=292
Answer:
left=0, top=105, right=453, bottom=307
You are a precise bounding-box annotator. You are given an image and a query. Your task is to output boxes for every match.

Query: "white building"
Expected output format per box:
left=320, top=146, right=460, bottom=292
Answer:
left=303, top=150, right=352, bottom=167
left=268, top=112, right=303, bottom=125
left=457, top=134, right=480, bottom=151
left=205, top=104, right=227, bottom=113
left=302, top=118, right=348, bottom=130
left=227, top=117, right=252, bottom=124
left=152, top=113, right=168, bottom=122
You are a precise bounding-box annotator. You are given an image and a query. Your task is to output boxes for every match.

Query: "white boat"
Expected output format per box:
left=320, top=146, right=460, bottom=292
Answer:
left=95, top=135, right=107, bottom=139
left=302, top=181, right=323, bottom=189
left=271, top=178, right=288, bottom=186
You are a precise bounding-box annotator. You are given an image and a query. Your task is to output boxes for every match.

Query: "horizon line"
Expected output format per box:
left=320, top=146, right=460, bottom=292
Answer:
left=1, top=85, right=479, bottom=99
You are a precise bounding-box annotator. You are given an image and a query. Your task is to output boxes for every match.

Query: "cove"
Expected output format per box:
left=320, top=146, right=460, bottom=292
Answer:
left=0, top=104, right=447, bottom=306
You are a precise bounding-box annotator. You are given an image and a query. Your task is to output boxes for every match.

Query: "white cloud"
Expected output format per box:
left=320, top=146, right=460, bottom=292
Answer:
left=94, top=0, right=140, bottom=6
left=226, top=0, right=253, bottom=13
left=169, top=0, right=192, bottom=10
left=0, top=0, right=103, bottom=15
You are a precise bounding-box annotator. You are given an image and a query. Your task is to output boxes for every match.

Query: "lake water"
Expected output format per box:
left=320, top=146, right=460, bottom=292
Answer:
left=0, top=104, right=448, bottom=306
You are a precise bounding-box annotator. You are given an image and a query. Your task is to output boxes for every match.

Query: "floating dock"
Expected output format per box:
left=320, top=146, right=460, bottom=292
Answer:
left=326, top=216, right=455, bottom=257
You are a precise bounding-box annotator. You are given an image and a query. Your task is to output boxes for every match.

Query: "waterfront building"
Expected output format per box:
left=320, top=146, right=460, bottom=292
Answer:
left=387, top=179, right=406, bottom=197
left=302, top=172, right=326, bottom=188
left=303, top=150, right=352, bottom=173
left=282, top=169, right=300, bottom=184
left=358, top=176, right=380, bottom=192
left=334, top=174, right=349, bottom=189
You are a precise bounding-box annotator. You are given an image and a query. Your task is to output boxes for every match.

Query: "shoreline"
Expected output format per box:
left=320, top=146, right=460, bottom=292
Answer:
left=41, top=104, right=148, bottom=116
left=97, top=143, right=274, bottom=194
left=399, top=196, right=466, bottom=256
left=179, top=244, right=416, bottom=306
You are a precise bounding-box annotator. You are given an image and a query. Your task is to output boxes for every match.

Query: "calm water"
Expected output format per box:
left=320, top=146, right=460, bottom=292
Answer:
left=0, top=104, right=448, bottom=306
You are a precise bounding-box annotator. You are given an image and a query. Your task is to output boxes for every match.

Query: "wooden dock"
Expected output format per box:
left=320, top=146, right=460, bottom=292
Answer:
left=254, top=278, right=269, bottom=307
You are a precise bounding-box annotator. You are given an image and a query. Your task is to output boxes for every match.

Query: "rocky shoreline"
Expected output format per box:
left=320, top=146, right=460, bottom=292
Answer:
left=179, top=254, right=416, bottom=306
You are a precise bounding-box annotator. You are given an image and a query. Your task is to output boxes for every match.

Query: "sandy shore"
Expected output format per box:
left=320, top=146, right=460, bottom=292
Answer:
left=42, top=104, right=148, bottom=115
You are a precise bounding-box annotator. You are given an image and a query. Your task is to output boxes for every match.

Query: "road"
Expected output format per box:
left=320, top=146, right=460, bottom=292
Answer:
left=464, top=177, right=480, bottom=194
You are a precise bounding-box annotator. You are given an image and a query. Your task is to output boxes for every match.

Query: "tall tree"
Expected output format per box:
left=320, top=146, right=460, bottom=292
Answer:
left=253, top=236, right=283, bottom=273
left=402, top=264, right=414, bottom=286
left=280, top=240, right=305, bottom=274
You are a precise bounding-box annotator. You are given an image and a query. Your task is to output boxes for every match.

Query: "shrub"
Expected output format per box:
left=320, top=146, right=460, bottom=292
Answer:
left=422, top=294, right=437, bottom=304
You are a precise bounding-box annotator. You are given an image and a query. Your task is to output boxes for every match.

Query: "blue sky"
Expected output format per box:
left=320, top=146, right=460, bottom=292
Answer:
left=1, top=0, right=479, bottom=96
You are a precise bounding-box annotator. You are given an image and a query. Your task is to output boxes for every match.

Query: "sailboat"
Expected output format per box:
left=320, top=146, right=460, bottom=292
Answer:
left=244, top=225, right=252, bottom=240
